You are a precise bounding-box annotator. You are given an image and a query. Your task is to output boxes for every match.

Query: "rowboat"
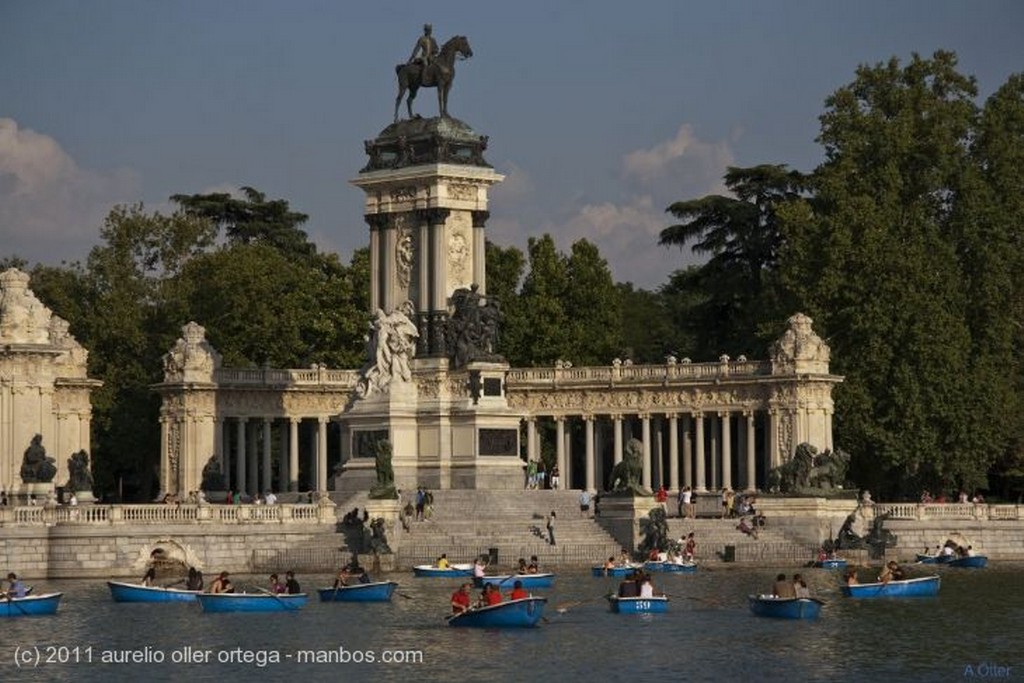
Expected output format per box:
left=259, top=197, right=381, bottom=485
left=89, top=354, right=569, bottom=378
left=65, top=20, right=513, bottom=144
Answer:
left=915, top=554, right=987, bottom=568
left=107, top=581, right=200, bottom=603
left=643, top=560, right=697, bottom=573
left=474, top=573, right=555, bottom=589
left=412, top=564, right=473, bottom=578
left=195, top=592, right=308, bottom=613
left=814, top=558, right=847, bottom=570
left=591, top=564, right=641, bottom=577
left=841, top=575, right=940, bottom=598
left=317, top=581, right=399, bottom=602
left=447, top=597, right=547, bottom=628
left=0, top=592, right=62, bottom=617
left=948, top=555, right=988, bottom=568
left=748, top=595, right=823, bottom=619
left=607, top=595, right=670, bottom=614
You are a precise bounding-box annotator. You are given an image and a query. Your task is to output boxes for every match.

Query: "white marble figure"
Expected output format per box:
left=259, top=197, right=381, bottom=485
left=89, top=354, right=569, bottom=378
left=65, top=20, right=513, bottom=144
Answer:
left=357, top=301, right=419, bottom=398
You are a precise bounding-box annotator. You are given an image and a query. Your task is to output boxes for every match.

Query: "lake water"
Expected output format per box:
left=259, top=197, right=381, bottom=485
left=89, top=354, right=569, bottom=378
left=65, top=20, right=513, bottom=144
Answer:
left=5, top=565, right=1020, bottom=682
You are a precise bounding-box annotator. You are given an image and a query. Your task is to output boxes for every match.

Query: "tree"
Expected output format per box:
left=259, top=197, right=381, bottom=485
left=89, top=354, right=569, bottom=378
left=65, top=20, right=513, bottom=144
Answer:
left=171, top=186, right=314, bottom=260
left=564, top=239, right=622, bottom=365
left=660, top=165, right=805, bottom=359
left=484, top=241, right=526, bottom=363
left=779, top=51, right=996, bottom=496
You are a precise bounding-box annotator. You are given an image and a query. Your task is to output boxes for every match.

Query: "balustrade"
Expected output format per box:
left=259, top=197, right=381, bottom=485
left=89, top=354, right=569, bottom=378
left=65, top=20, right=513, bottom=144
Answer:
left=0, top=503, right=329, bottom=527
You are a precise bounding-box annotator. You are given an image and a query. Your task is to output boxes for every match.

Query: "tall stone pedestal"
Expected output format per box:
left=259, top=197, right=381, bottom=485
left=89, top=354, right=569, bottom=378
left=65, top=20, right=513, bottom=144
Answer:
left=596, top=495, right=660, bottom=552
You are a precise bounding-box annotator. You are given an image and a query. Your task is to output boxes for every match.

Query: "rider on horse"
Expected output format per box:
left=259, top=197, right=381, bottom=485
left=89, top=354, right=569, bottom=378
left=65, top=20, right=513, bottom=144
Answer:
left=408, top=24, right=439, bottom=82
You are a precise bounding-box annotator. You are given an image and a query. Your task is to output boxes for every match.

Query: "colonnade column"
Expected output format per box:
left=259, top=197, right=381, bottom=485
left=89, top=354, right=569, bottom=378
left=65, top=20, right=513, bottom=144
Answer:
left=246, top=422, right=258, bottom=498
left=555, top=417, right=566, bottom=489
left=745, top=411, right=756, bottom=492
left=720, top=411, right=732, bottom=491
left=584, top=415, right=595, bottom=492
left=289, top=418, right=300, bottom=492
left=278, top=424, right=288, bottom=493
left=668, top=414, right=679, bottom=492
left=221, top=420, right=231, bottom=489
left=694, top=413, right=706, bottom=492
left=262, top=418, right=272, bottom=495
left=235, top=418, right=247, bottom=494
left=641, top=414, right=652, bottom=490
left=682, top=415, right=692, bottom=488
left=613, top=416, right=623, bottom=465
left=526, top=418, right=537, bottom=462
left=472, top=210, right=488, bottom=291
left=317, top=416, right=329, bottom=492
left=368, top=218, right=381, bottom=313
left=214, top=418, right=224, bottom=472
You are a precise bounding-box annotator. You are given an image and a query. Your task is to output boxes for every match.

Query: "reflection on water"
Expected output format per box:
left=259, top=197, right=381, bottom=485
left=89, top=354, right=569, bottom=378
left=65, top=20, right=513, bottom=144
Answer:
left=4, top=565, right=1021, bottom=682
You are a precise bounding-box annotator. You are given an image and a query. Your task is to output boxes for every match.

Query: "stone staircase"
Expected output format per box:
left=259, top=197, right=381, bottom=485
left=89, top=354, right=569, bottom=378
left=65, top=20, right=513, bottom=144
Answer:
left=665, top=516, right=818, bottom=564
left=334, top=489, right=622, bottom=570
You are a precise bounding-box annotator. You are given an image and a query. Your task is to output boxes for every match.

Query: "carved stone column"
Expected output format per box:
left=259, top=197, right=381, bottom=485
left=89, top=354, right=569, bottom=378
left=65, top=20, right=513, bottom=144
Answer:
left=694, top=412, right=706, bottom=492
left=262, top=418, right=273, bottom=495
left=289, top=418, right=300, bottom=493
left=235, top=418, right=247, bottom=494
left=720, top=411, right=732, bottom=491
left=745, top=410, right=757, bottom=492
left=613, top=415, right=624, bottom=465
left=317, top=416, right=329, bottom=492
left=641, top=414, right=652, bottom=490
left=526, top=417, right=537, bottom=462
left=584, top=414, right=595, bottom=492
left=682, top=414, right=692, bottom=488
left=668, top=413, right=679, bottom=492
left=555, top=417, right=566, bottom=489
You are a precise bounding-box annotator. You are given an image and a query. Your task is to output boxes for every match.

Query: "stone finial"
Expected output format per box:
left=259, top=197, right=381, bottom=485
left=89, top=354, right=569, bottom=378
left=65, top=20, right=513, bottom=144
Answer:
left=0, top=268, right=54, bottom=344
left=162, top=321, right=222, bottom=383
left=770, top=313, right=831, bottom=373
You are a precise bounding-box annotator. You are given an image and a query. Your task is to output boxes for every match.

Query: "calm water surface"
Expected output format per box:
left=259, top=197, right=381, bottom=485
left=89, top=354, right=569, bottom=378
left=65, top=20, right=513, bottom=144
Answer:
left=4, top=565, right=1021, bottom=682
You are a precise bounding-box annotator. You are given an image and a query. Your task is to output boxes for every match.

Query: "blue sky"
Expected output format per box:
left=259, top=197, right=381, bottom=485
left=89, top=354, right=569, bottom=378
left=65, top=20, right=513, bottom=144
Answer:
left=2, top=1, right=1022, bottom=289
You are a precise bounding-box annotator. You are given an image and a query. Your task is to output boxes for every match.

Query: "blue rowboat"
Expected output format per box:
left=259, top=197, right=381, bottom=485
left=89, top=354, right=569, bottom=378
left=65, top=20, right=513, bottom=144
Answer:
left=814, top=558, right=848, bottom=570
left=948, top=555, right=988, bottom=569
left=841, top=575, right=940, bottom=598
left=474, top=573, right=554, bottom=589
left=644, top=560, right=697, bottom=573
left=607, top=595, right=669, bottom=614
left=0, top=592, right=62, bottom=617
left=591, top=565, right=641, bottom=577
left=748, top=595, right=823, bottom=619
left=317, top=581, right=399, bottom=602
left=107, top=581, right=200, bottom=603
left=195, top=592, right=308, bottom=613
left=447, top=597, right=547, bottom=628
left=413, top=564, right=473, bottom=578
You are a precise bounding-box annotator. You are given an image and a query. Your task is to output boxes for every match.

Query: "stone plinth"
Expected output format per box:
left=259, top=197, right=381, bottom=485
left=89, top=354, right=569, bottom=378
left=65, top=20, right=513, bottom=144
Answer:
left=596, top=494, right=660, bottom=552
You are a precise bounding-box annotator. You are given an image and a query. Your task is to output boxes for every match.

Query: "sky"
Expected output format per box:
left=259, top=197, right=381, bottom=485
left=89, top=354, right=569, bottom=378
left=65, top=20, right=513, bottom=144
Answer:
left=2, top=1, right=1023, bottom=290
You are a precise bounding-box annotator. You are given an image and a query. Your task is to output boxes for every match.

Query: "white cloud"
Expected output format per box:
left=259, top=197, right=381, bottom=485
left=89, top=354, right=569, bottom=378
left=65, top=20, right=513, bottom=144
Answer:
left=0, top=118, right=140, bottom=264
left=481, top=125, right=734, bottom=289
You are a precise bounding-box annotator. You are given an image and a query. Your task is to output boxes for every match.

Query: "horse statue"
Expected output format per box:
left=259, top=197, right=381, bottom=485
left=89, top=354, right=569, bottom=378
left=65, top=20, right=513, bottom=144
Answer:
left=394, top=35, right=473, bottom=122
left=608, top=438, right=650, bottom=496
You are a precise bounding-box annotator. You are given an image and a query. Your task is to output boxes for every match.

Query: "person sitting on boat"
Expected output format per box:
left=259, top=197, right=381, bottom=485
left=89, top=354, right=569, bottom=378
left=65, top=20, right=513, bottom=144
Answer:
left=509, top=580, right=529, bottom=601
left=772, top=573, right=796, bottom=598
left=792, top=574, right=810, bottom=598
left=451, top=583, right=472, bottom=614
left=965, top=545, right=976, bottom=557
left=209, top=571, right=233, bottom=593
left=436, top=553, right=450, bottom=569
left=517, top=557, right=528, bottom=574
left=655, top=549, right=668, bottom=563
left=639, top=575, right=656, bottom=599
left=603, top=556, right=616, bottom=572
left=619, top=548, right=632, bottom=566
left=186, top=567, right=203, bottom=591
left=941, top=543, right=955, bottom=559
left=473, top=557, right=487, bottom=578
left=479, top=583, right=502, bottom=607
left=878, top=561, right=905, bottom=584
left=284, top=570, right=301, bottom=594
left=844, top=568, right=859, bottom=586
left=269, top=573, right=286, bottom=594
left=6, top=572, right=27, bottom=598
left=332, top=569, right=350, bottom=589
left=817, top=547, right=828, bottom=563
left=618, top=573, right=641, bottom=598
left=140, top=567, right=156, bottom=587
left=527, top=556, right=540, bottom=573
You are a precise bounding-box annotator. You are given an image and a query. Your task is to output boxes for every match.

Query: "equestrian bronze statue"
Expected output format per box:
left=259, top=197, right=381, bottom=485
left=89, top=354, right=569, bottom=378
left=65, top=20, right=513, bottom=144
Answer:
left=395, top=35, right=473, bottom=122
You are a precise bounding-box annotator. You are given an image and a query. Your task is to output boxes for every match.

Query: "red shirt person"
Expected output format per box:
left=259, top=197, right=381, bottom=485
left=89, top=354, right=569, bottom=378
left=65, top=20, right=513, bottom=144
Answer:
left=509, top=580, right=529, bottom=600
left=451, top=583, right=471, bottom=614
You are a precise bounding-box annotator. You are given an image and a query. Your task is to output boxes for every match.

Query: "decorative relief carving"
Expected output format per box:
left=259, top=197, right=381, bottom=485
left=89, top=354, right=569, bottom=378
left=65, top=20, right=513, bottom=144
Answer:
left=447, top=183, right=476, bottom=201
left=390, top=186, right=417, bottom=202
left=395, top=218, right=414, bottom=290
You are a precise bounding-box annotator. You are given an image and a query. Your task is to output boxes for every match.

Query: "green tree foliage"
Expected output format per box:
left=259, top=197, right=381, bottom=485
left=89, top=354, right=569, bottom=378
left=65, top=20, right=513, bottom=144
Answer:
left=779, top=51, right=1007, bottom=496
left=660, top=165, right=805, bottom=358
left=484, top=241, right=527, bottom=364
left=565, top=240, right=622, bottom=365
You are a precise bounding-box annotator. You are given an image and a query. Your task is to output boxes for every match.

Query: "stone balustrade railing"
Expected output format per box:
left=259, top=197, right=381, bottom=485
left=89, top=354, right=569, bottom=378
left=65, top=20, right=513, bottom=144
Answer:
left=505, top=360, right=774, bottom=387
left=0, top=503, right=336, bottom=527
left=875, top=502, right=1021, bottom=521
left=214, top=367, right=361, bottom=388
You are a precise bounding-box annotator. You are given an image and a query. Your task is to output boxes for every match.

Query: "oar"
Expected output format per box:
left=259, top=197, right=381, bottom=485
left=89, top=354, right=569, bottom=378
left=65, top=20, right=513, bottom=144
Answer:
left=661, top=590, right=720, bottom=606
left=250, top=585, right=302, bottom=611
left=5, top=592, right=30, bottom=616
left=555, top=593, right=612, bottom=614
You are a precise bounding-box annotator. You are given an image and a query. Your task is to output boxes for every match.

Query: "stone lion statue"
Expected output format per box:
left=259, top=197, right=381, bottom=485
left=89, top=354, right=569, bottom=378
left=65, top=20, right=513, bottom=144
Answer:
left=66, top=450, right=94, bottom=493
left=767, top=443, right=850, bottom=494
left=608, top=437, right=649, bottom=496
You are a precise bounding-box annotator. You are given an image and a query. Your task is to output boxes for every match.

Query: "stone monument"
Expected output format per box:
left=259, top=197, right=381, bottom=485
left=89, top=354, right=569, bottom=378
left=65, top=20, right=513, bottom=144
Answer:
left=339, top=33, right=524, bottom=492
left=0, top=268, right=100, bottom=503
